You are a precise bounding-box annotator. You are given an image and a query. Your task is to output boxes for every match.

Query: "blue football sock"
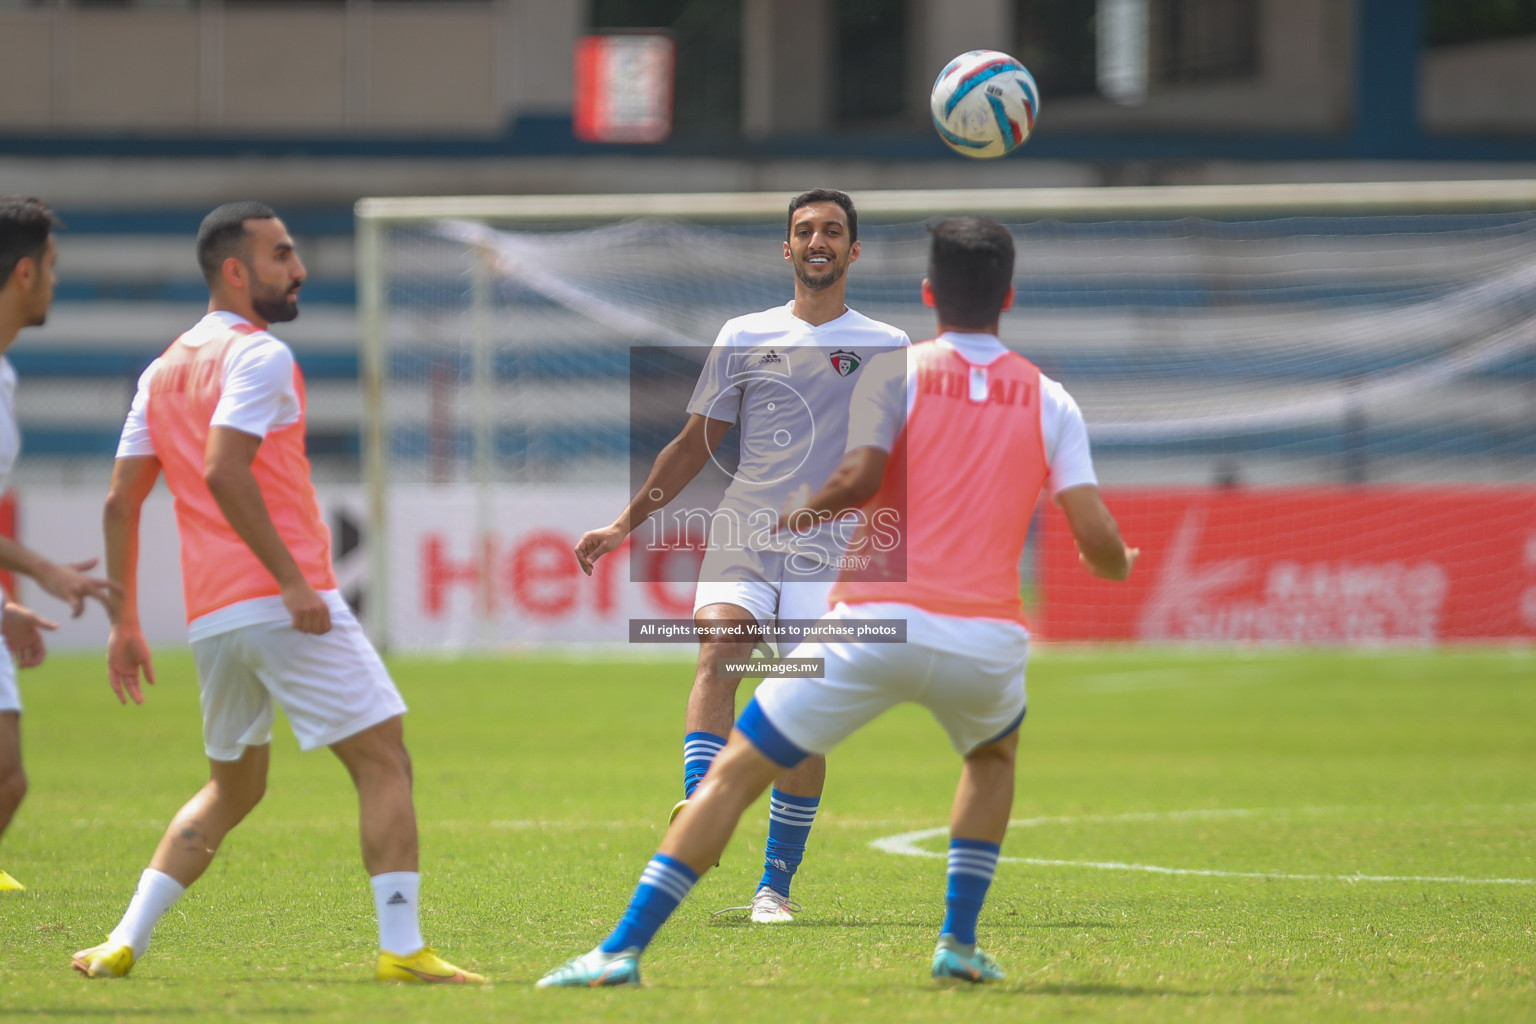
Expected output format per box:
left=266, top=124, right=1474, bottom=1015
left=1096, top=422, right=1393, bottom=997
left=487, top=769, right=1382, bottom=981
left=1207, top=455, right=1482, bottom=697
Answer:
left=600, top=853, right=699, bottom=954
left=759, top=789, right=819, bottom=898
left=683, top=731, right=725, bottom=798
left=941, top=838, right=1000, bottom=946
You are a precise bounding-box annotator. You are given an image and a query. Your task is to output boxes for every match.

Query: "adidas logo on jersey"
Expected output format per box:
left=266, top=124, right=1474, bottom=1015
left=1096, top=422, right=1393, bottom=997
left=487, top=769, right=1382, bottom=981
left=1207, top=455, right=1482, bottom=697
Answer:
left=758, top=350, right=783, bottom=365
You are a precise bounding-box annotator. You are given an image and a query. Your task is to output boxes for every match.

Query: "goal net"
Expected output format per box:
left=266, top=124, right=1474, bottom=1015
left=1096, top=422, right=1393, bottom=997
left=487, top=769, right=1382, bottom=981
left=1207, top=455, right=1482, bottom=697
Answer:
left=356, top=182, right=1536, bottom=650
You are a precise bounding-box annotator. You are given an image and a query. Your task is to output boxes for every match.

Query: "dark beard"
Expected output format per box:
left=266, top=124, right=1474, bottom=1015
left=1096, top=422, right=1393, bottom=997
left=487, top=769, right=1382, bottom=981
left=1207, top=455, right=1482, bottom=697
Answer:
left=24, top=286, right=49, bottom=326
left=794, top=258, right=846, bottom=292
left=251, top=285, right=300, bottom=324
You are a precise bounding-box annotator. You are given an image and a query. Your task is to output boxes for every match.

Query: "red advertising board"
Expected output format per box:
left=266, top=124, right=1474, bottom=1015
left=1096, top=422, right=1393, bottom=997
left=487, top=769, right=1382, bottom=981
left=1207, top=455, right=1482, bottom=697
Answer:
left=1039, top=487, right=1536, bottom=643
left=574, top=33, right=675, bottom=144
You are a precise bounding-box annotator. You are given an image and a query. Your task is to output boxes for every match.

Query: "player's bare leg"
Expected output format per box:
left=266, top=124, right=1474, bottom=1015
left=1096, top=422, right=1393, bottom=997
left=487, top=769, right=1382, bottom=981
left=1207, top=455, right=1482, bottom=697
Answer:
left=685, top=616, right=829, bottom=800
left=75, top=744, right=270, bottom=976
left=329, top=714, right=478, bottom=981
left=686, top=604, right=825, bottom=919
left=538, top=730, right=788, bottom=988
left=330, top=715, right=417, bottom=874
left=934, top=728, right=1019, bottom=982
left=0, top=712, right=25, bottom=840
left=664, top=732, right=782, bottom=873
left=0, top=711, right=27, bottom=890
left=950, top=730, right=1017, bottom=845
left=678, top=604, right=757, bottom=828
left=150, top=744, right=270, bottom=886
left=772, top=755, right=824, bottom=799
left=685, top=603, right=760, bottom=738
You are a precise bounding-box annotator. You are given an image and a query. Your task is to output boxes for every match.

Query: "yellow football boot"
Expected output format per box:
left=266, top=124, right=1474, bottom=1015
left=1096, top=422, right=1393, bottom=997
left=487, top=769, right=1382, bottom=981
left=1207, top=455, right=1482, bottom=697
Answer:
left=72, top=941, right=135, bottom=979
left=376, top=946, right=484, bottom=983
left=0, top=869, right=24, bottom=891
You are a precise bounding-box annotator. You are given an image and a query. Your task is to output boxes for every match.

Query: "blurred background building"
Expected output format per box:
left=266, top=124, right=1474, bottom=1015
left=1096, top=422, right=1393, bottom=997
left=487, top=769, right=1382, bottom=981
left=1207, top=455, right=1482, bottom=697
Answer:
left=3, top=0, right=1534, bottom=479
left=3, top=0, right=1535, bottom=201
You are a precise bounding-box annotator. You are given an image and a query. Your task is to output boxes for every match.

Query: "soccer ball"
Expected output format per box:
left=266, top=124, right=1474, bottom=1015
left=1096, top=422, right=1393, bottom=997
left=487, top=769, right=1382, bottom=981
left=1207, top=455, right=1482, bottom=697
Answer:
left=930, top=50, right=1039, bottom=159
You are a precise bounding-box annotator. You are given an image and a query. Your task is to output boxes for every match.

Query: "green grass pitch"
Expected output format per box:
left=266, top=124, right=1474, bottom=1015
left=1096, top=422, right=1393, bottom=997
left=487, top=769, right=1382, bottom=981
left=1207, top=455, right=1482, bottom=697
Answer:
left=1, top=648, right=1532, bottom=1023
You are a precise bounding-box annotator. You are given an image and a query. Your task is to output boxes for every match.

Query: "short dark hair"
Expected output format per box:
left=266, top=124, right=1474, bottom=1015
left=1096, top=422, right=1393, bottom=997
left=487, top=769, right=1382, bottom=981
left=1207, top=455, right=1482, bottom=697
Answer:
left=927, top=216, right=1015, bottom=329
left=196, top=201, right=277, bottom=282
left=787, top=188, right=857, bottom=244
left=0, top=196, right=57, bottom=289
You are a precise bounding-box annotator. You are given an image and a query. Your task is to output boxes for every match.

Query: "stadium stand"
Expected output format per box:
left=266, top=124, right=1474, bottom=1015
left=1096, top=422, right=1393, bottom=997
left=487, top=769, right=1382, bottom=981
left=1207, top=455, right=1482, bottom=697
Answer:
left=12, top=208, right=362, bottom=484
left=19, top=204, right=1536, bottom=493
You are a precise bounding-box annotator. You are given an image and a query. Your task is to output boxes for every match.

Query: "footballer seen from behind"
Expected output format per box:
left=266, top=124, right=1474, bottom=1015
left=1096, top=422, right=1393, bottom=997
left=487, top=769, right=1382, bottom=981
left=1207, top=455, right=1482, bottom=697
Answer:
left=540, top=215, right=1135, bottom=988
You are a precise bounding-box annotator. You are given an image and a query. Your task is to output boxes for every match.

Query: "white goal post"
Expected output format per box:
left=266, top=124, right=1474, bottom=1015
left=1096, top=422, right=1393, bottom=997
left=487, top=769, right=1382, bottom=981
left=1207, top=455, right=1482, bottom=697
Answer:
left=355, top=180, right=1536, bottom=650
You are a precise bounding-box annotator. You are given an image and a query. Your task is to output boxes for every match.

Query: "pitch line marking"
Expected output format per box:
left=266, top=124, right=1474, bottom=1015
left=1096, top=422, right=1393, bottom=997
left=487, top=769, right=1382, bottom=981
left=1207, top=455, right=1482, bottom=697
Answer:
left=869, top=808, right=1536, bottom=886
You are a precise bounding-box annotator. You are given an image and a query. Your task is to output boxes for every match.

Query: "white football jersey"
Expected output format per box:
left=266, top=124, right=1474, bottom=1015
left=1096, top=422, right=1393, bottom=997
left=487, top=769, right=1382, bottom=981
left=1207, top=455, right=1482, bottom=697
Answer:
left=687, top=302, right=910, bottom=552
left=0, top=358, right=19, bottom=495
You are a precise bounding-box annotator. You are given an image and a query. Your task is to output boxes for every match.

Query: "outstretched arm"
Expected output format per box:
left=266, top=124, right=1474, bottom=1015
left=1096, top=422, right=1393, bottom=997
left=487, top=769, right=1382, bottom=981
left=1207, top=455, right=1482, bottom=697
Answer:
left=575, top=413, right=733, bottom=575
left=0, top=534, right=116, bottom=619
left=1056, top=485, right=1138, bottom=581
left=103, top=455, right=162, bottom=703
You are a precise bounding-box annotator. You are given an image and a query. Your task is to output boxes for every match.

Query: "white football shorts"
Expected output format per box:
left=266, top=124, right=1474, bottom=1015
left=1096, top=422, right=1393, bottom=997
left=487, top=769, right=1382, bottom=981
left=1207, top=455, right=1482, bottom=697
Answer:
left=0, top=639, right=17, bottom=714
left=694, top=545, right=833, bottom=653
left=751, top=603, right=1028, bottom=757
left=191, top=602, right=407, bottom=762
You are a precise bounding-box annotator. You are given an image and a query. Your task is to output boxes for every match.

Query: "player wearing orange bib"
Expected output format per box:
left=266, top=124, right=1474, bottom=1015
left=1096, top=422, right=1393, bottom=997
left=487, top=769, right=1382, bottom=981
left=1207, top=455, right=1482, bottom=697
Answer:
left=73, top=202, right=481, bottom=984
left=539, top=216, right=1136, bottom=988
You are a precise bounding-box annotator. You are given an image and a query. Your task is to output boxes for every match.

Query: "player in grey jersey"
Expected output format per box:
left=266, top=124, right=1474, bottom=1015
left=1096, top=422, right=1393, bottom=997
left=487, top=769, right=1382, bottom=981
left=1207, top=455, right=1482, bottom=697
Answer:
left=0, top=197, right=120, bottom=892
left=575, top=189, right=908, bottom=922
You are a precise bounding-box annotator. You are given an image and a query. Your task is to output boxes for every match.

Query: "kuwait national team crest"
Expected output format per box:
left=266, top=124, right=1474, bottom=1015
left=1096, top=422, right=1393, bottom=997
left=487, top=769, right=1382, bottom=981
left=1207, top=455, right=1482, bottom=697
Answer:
left=829, top=350, right=860, bottom=376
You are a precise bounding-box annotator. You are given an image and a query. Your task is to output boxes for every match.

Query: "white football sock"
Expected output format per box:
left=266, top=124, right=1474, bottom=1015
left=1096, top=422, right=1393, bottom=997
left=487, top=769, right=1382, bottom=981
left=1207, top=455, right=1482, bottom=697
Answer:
left=371, top=871, right=424, bottom=956
left=107, top=868, right=187, bottom=958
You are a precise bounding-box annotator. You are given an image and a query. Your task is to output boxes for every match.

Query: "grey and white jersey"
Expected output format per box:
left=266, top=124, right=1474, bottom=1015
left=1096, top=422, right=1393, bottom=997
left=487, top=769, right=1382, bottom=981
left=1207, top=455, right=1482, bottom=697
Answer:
left=687, top=302, right=909, bottom=558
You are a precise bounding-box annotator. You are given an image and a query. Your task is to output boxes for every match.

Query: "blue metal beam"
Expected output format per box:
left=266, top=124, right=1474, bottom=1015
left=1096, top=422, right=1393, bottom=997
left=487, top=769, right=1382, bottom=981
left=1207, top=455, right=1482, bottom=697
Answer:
left=1354, top=0, right=1426, bottom=157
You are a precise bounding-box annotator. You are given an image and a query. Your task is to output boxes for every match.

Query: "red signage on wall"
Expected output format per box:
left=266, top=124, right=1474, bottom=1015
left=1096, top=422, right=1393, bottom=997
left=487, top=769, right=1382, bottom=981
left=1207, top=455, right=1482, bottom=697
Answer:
left=1039, top=488, right=1536, bottom=643
left=574, top=33, right=675, bottom=144
left=0, top=491, right=14, bottom=596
